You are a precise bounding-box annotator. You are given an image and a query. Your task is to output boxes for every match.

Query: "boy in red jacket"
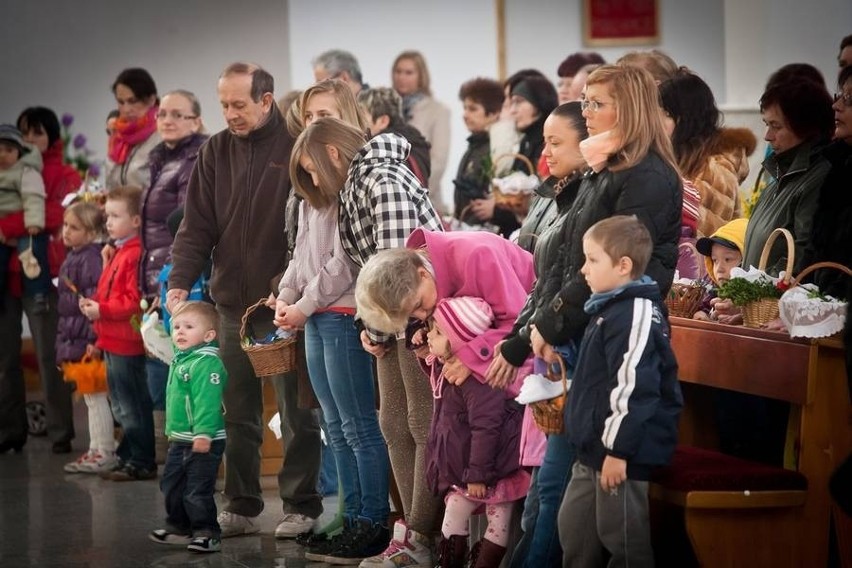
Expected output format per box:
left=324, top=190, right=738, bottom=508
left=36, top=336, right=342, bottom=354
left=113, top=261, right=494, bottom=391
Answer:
left=79, top=185, right=155, bottom=481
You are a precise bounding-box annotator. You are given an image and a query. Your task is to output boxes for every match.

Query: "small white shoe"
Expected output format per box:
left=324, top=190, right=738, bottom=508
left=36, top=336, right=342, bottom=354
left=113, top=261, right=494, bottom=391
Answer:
left=217, top=511, right=260, bottom=538
left=78, top=451, right=118, bottom=474
left=274, top=513, right=317, bottom=539
left=63, top=450, right=96, bottom=473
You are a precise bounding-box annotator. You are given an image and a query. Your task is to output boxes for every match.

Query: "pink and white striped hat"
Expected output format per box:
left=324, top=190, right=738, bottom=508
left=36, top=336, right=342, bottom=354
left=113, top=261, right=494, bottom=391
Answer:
left=432, top=296, right=494, bottom=351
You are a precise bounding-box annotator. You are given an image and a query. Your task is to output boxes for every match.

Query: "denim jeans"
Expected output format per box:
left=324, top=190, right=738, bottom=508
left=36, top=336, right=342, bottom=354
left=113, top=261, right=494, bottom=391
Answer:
left=160, top=439, right=225, bottom=538
left=511, top=354, right=577, bottom=568
left=104, top=352, right=155, bottom=471
left=145, top=357, right=169, bottom=411
left=304, top=312, right=389, bottom=524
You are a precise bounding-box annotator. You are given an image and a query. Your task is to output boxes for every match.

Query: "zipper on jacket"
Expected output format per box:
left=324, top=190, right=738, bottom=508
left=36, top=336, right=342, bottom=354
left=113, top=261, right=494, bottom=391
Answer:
left=241, top=143, right=255, bottom=305
left=185, top=395, right=193, bottom=426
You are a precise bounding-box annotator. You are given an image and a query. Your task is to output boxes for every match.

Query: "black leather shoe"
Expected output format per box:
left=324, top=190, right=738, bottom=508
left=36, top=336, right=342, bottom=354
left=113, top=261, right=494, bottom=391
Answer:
left=52, top=441, right=73, bottom=454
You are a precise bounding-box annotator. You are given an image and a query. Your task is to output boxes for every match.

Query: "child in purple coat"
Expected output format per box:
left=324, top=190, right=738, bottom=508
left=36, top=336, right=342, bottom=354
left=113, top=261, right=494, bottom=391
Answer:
left=56, top=201, right=115, bottom=473
left=425, top=296, right=529, bottom=568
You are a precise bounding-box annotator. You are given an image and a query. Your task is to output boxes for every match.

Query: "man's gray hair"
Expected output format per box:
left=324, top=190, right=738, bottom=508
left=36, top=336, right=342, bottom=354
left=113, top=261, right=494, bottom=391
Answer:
left=312, top=49, right=363, bottom=84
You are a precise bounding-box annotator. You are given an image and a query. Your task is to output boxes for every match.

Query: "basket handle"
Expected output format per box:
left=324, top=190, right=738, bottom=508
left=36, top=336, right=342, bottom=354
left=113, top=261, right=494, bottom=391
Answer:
left=789, top=261, right=852, bottom=288
left=493, top=153, right=536, bottom=177
left=758, top=228, right=795, bottom=283
left=678, top=241, right=706, bottom=279
left=545, top=355, right=569, bottom=397
left=240, top=297, right=271, bottom=342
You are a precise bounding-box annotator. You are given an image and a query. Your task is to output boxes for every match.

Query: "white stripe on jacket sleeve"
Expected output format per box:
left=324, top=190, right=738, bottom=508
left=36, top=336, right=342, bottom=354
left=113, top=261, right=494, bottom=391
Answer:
left=602, top=297, right=653, bottom=450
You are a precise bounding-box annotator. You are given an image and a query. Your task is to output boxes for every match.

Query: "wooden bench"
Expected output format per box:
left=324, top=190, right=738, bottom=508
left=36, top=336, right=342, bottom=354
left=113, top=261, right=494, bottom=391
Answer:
left=650, top=318, right=850, bottom=567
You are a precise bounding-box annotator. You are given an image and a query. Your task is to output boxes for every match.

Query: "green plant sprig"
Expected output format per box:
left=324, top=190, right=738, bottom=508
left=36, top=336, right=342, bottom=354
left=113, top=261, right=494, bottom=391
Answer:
left=717, top=277, right=784, bottom=306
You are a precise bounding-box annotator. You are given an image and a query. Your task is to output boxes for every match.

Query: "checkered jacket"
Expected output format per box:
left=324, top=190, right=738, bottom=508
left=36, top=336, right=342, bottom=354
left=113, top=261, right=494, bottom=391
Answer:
left=339, top=132, right=443, bottom=342
left=339, top=133, right=442, bottom=266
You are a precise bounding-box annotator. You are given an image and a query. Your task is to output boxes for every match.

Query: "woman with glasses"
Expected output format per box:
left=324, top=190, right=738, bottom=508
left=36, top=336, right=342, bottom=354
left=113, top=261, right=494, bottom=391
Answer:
left=491, top=65, right=680, bottom=567
left=139, top=89, right=208, bottom=462
left=535, top=63, right=681, bottom=568
left=105, top=68, right=161, bottom=190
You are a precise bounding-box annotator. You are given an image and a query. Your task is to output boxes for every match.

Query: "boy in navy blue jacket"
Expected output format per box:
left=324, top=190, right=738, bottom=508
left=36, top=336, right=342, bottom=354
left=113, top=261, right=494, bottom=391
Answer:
left=557, top=215, right=682, bottom=568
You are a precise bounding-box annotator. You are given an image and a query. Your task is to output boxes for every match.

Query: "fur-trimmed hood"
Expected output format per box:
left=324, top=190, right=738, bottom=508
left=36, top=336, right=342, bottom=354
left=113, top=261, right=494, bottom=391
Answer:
left=715, top=127, right=758, bottom=157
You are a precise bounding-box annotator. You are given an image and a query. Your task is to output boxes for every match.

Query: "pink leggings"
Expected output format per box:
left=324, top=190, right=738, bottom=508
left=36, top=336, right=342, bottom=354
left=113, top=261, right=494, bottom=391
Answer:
left=441, top=491, right=513, bottom=546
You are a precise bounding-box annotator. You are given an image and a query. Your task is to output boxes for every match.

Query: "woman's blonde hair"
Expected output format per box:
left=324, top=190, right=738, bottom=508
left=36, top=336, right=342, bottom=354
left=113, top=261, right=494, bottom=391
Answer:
left=294, top=79, right=370, bottom=138
left=289, top=117, right=367, bottom=209
left=392, top=51, right=432, bottom=96
left=65, top=201, right=104, bottom=239
left=355, top=248, right=426, bottom=333
left=278, top=89, right=303, bottom=137
left=586, top=64, right=679, bottom=174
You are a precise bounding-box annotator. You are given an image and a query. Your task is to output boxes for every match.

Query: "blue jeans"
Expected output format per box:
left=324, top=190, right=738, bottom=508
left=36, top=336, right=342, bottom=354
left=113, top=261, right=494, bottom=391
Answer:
left=304, top=312, right=389, bottom=523
left=511, top=354, right=577, bottom=568
left=145, top=357, right=169, bottom=411
left=104, top=352, right=155, bottom=471
left=160, top=439, right=225, bottom=538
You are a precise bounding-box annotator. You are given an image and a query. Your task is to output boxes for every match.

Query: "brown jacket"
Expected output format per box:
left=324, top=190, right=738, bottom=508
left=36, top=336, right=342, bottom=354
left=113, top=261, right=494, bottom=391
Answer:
left=169, top=109, right=294, bottom=319
left=693, top=127, right=757, bottom=237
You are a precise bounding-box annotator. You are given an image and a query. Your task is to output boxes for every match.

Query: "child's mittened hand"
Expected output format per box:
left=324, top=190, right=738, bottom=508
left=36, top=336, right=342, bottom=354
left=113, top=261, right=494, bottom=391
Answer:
left=600, top=455, right=627, bottom=492
left=192, top=438, right=211, bottom=453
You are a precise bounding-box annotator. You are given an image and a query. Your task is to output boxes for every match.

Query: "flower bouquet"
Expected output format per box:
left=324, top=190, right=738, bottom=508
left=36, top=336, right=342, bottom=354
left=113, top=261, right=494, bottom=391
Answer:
left=60, top=113, right=99, bottom=180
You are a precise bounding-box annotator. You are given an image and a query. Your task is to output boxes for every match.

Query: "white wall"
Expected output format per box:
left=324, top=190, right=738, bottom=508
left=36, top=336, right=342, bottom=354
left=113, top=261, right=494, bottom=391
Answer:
left=288, top=0, right=499, bottom=212
left=2, top=0, right=849, bottom=198
left=0, top=0, right=291, bottom=174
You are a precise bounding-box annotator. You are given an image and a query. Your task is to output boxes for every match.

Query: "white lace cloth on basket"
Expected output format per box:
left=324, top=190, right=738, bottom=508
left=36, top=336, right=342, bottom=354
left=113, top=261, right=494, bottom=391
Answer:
left=778, top=284, right=847, bottom=339
left=492, top=171, right=539, bottom=195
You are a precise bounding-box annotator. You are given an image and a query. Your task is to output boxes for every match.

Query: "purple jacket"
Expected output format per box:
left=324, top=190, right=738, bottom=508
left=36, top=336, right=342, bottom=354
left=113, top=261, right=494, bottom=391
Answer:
left=426, top=371, right=524, bottom=496
left=56, top=243, right=102, bottom=363
left=405, top=229, right=535, bottom=384
left=139, top=133, right=208, bottom=296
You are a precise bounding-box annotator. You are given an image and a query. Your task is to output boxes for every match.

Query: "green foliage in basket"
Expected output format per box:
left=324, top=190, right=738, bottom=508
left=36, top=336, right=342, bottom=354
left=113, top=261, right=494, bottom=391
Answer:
left=717, top=276, right=785, bottom=306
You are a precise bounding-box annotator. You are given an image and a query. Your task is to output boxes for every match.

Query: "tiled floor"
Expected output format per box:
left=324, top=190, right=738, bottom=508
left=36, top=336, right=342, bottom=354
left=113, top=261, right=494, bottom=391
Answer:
left=0, top=405, right=340, bottom=568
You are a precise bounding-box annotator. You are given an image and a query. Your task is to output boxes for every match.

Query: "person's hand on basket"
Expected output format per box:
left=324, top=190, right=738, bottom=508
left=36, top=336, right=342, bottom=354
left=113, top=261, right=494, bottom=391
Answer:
left=531, top=325, right=560, bottom=364
left=166, top=288, right=189, bottom=314
left=274, top=300, right=307, bottom=330
left=469, top=197, right=496, bottom=222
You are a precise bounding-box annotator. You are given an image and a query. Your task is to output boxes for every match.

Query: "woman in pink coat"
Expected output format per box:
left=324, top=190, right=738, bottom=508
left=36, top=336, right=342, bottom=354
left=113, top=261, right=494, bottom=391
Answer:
left=356, top=228, right=535, bottom=390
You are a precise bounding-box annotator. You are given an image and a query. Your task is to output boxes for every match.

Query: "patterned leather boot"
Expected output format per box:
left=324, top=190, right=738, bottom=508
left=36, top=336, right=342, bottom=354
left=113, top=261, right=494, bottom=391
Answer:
left=434, top=534, right=468, bottom=568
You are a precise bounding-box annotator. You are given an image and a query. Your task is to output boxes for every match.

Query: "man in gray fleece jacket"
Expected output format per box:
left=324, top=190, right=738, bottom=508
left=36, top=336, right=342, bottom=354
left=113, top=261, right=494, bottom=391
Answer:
left=167, top=62, right=322, bottom=539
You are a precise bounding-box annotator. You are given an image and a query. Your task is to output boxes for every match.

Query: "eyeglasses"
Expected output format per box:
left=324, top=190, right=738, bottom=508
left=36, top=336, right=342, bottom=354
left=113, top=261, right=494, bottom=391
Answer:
left=833, top=92, right=852, bottom=107
left=156, top=110, right=198, bottom=121
left=580, top=99, right=614, bottom=112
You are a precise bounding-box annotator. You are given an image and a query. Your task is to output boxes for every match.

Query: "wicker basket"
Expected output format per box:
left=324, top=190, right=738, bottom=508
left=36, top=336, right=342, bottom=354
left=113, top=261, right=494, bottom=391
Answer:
left=779, top=261, right=852, bottom=338
left=240, top=298, right=297, bottom=377
left=666, top=242, right=706, bottom=318
left=531, top=357, right=568, bottom=435
left=742, top=228, right=794, bottom=328
left=491, top=153, right=538, bottom=220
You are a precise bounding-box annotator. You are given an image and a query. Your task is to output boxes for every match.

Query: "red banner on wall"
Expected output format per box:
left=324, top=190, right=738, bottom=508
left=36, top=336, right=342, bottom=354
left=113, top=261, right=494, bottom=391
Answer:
left=584, top=0, right=659, bottom=46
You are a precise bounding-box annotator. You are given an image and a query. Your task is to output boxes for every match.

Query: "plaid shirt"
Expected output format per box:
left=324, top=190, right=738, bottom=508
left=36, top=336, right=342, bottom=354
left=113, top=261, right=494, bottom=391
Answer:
left=339, top=132, right=443, bottom=342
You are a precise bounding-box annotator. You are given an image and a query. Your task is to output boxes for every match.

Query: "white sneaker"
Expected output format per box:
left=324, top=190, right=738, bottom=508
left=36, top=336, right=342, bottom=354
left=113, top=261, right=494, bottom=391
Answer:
left=217, top=511, right=260, bottom=538
left=78, top=451, right=118, bottom=474
left=274, top=513, right=317, bottom=539
left=63, top=450, right=96, bottom=473
left=359, top=520, right=433, bottom=567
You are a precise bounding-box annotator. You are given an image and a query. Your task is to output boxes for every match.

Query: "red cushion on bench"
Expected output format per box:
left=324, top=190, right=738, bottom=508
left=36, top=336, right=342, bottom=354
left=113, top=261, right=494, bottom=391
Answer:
left=651, top=445, right=808, bottom=492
